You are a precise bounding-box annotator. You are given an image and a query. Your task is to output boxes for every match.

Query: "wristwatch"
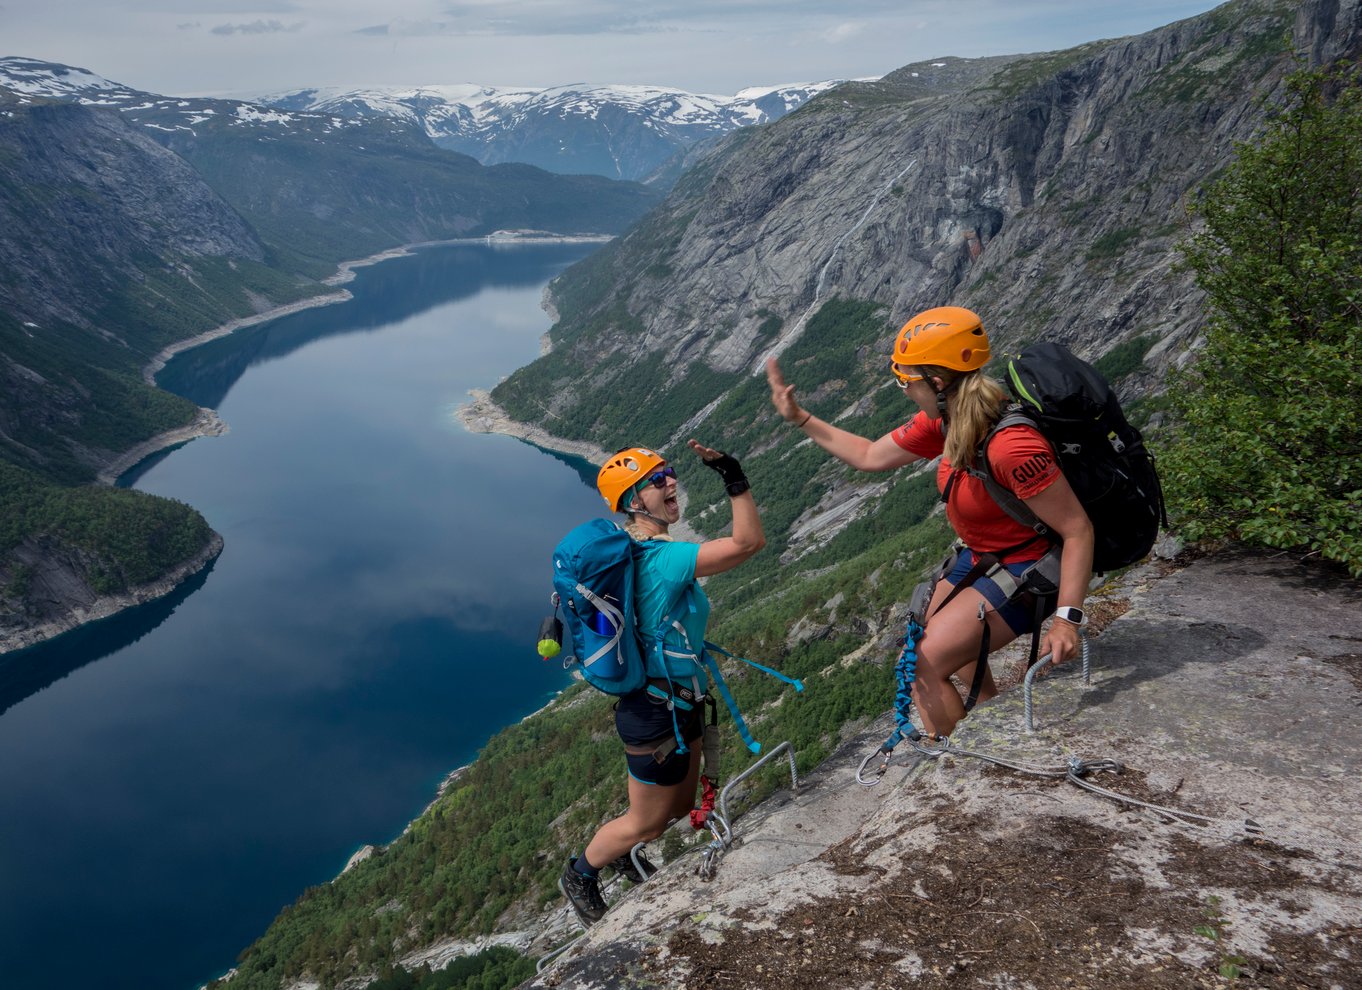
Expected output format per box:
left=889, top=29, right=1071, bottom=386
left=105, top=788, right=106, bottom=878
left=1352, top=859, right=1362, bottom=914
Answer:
left=1054, top=606, right=1087, bottom=627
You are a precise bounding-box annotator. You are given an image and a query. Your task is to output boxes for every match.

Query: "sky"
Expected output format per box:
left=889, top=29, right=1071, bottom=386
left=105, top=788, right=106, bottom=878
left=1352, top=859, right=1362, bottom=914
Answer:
left=2, top=0, right=1231, bottom=98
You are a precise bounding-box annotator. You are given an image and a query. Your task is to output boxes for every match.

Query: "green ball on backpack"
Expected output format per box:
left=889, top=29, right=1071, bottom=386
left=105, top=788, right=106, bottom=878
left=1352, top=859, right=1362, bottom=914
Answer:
left=536, top=614, right=564, bottom=659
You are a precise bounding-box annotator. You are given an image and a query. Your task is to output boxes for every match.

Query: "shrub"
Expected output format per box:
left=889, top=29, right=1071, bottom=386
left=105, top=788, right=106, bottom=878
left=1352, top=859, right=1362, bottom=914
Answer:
left=1162, top=62, right=1362, bottom=576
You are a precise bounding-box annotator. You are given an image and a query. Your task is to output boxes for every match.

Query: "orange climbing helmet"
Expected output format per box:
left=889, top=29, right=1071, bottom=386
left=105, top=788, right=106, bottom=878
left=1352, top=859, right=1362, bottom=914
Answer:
left=596, top=446, right=667, bottom=512
left=891, top=306, right=991, bottom=374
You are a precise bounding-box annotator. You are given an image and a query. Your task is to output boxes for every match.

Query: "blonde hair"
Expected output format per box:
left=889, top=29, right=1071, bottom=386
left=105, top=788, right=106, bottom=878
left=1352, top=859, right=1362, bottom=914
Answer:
left=624, top=519, right=673, bottom=542
left=921, top=365, right=1008, bottom=468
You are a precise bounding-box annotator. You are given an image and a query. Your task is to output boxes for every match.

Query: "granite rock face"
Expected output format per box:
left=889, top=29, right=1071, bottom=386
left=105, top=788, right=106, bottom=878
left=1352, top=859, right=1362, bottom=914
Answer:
left=0, top=95, right=265, bottom=336
left=495, top=0, right=1361, bottom=430
left=529, top=549, right=1362, bottom=989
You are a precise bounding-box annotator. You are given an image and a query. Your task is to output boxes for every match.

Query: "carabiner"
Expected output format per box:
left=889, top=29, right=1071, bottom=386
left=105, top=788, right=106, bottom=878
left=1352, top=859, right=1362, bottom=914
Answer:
left=856, top=745, right=894, bottom=786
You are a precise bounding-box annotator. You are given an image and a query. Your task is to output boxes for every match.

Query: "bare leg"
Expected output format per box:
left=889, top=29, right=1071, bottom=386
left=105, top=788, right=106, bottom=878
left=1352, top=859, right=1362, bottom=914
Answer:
left=584, top=746, right=702, bottom=867
left=913, top=580, right=1019, bottom=737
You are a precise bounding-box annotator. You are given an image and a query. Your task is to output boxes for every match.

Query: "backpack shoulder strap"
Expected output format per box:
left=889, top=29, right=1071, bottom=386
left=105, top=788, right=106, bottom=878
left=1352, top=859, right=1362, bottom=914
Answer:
left=969, top=410, right=1050, bottom=539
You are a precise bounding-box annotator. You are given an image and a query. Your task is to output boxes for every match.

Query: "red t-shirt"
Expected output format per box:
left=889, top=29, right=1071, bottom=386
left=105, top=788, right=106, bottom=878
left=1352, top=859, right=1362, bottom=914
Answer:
left=891, top=411, right=1060, bottom=562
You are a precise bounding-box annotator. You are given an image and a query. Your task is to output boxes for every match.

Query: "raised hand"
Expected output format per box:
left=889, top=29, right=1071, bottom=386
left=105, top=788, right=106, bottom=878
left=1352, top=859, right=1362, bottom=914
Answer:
left=765, top=357, right=803, bottom=423
left=687, top=438, right=722, bottom=462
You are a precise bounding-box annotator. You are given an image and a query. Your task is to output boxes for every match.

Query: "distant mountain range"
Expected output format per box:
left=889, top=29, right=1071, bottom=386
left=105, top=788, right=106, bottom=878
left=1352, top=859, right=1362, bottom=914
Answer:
left=0, top=57, right=842, bottom=184
left=256, top=81, right=845, bottom=183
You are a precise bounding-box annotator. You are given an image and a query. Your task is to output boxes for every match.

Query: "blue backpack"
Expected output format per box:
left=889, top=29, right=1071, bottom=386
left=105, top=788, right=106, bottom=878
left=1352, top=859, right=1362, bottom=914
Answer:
left=550, top=518, right=650, bottom=696
left=548, top=518, right=803, bottom=753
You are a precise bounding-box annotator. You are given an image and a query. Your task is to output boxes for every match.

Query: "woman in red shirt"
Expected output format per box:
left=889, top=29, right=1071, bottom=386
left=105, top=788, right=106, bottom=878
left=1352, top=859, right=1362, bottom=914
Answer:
left=766, top=306, right=1094, bottom=737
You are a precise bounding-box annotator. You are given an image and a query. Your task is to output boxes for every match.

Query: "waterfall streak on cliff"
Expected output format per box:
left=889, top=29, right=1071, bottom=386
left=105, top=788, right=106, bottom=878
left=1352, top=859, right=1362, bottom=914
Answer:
left=753, top=157, right=919, bottom=373
left=665, top=394, right=725, bottom=450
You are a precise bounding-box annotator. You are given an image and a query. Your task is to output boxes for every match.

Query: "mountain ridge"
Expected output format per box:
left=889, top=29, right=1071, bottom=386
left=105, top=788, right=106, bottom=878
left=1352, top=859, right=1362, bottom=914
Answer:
left=0, top=57, right=844, bottom=185
left=253, top=79, right=846, bottom=183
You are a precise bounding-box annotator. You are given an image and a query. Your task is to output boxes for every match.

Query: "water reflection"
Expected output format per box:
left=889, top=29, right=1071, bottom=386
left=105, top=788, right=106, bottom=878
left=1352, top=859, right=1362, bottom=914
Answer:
left=159, top=243, right=583, bottom=408
left=0, top=560, right=215, bottom=717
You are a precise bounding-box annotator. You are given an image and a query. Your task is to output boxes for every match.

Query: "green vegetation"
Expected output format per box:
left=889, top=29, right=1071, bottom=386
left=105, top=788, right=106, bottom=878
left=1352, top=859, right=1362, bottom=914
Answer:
left=0, top=249, right=322, bottom=592
left=95, top=255, right=325, bottom=354
left=1085, top=226, right=1142, bottom=261
left=988, top=43, right=1110, bottom=97
left=1091, top=333, right=1156, bottom=382
left=1134, top=1, right=1293, bottom=107
left=1162, top=62, right=1362, bottom=576
left=0, top=460, right=213, bottom=594
left=1193, top=895, right=1249, bottom=980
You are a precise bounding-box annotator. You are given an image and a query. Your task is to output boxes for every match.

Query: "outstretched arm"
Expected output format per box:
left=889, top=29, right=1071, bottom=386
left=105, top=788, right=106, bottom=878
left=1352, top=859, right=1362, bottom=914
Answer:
left=766, top=357, right=921, bottom=472
left=691, top=440, right=767, bottom=578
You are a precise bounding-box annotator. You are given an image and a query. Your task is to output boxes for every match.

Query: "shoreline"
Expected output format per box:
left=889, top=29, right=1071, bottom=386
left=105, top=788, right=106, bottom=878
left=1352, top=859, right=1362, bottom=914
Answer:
left=96, top=408, right=230, bottom=486
left=36, top=233, right=611, bottom=659
left=456, top=390, right=704, bottom=543
left=141, top=232, right=611, bottom=387
left=117, top=233, right=613, bottom=486
left=0, top=534, right=225, bottom=656
left=457, top=388, right=614, bottom=464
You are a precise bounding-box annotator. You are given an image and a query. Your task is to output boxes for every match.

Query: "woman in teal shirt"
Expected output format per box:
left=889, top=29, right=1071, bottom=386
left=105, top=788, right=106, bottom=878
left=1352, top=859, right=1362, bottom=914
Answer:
left=558, top=439, right=765, bottom=926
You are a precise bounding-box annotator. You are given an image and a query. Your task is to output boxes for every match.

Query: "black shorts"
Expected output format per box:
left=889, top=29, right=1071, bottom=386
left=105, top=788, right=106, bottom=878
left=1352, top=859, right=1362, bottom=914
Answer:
left=615, top=689, right=704, bottom=787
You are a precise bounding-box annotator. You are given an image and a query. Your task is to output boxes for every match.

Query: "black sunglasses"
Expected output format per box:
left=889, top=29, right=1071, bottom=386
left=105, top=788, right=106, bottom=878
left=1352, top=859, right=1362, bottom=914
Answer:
left=644, top=465, right=676, bottom=488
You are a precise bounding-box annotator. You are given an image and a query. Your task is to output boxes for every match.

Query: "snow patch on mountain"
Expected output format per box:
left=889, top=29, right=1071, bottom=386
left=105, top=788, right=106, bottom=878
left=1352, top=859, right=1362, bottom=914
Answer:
left=0, top=56, right=851, bottom=183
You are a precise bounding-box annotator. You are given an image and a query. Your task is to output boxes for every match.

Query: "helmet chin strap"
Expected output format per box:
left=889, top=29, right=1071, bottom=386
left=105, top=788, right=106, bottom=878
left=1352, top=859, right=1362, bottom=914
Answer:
left=626, top=504, right=671, bottom=528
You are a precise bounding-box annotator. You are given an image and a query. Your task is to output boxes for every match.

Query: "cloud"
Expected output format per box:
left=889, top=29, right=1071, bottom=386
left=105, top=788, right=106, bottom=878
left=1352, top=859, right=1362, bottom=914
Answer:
left=210, top=19, right=306, bottom=36
left=823, top=21, right=865, bottom=44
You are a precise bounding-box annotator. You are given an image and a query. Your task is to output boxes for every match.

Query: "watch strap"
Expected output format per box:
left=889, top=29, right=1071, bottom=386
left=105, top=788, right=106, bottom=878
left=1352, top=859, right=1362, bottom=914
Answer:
left=1054, top=605, right=1086, bottom=626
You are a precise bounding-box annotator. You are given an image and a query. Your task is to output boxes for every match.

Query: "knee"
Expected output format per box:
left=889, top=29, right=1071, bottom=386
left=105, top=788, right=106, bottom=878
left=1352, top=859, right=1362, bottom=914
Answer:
left=632, top=817, right=669, bottom=843
left=914, top=648, right=949, bottom=681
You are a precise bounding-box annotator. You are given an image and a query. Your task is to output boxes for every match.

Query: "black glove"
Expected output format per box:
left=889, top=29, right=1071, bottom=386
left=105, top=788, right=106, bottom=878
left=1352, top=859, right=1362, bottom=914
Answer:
left=703, top=451, right=750, bottom=497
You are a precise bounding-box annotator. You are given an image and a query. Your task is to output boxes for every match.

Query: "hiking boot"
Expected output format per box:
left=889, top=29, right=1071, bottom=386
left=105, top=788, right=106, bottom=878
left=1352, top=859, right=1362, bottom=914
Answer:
left=609, top=849, right=657, bottom=885
left=558, top=859, right=607, bottom=926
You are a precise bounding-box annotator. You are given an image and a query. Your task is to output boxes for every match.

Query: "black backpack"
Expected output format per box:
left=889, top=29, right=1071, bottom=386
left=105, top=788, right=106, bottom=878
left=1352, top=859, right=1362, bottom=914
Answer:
left=968, top=341, right=1167, bottom=573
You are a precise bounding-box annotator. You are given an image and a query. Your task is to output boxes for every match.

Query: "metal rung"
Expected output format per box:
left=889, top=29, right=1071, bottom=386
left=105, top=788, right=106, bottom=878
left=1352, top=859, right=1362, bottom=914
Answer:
left=1024, top=631, right=1092, bottom=732
left=718, top=740, right=799, bottom=825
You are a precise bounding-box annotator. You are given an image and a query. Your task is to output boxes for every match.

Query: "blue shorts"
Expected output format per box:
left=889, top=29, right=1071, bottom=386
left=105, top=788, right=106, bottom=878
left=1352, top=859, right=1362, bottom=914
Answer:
left=944, top=550, right=1055, bottom=636
left=615, top=690, right=703, bottom=787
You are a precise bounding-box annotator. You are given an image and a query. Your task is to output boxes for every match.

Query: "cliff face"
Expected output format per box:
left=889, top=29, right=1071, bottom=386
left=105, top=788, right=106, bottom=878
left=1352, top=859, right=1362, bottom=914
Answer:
left=0, top=91, right=281, bottom=481
left=493, top=0, right=1360, bottom=435
left=0, top=95, right=266, bottom=343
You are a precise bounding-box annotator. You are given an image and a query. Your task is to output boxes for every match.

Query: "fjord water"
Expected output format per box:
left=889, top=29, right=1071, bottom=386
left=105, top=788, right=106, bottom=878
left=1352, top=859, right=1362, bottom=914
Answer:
left=0, top=243, right=604, bottom=990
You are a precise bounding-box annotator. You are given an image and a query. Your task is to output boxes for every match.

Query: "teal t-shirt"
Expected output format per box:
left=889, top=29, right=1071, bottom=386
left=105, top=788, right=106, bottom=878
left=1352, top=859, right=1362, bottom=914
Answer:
left=633, top=537, right=711, bottom=689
